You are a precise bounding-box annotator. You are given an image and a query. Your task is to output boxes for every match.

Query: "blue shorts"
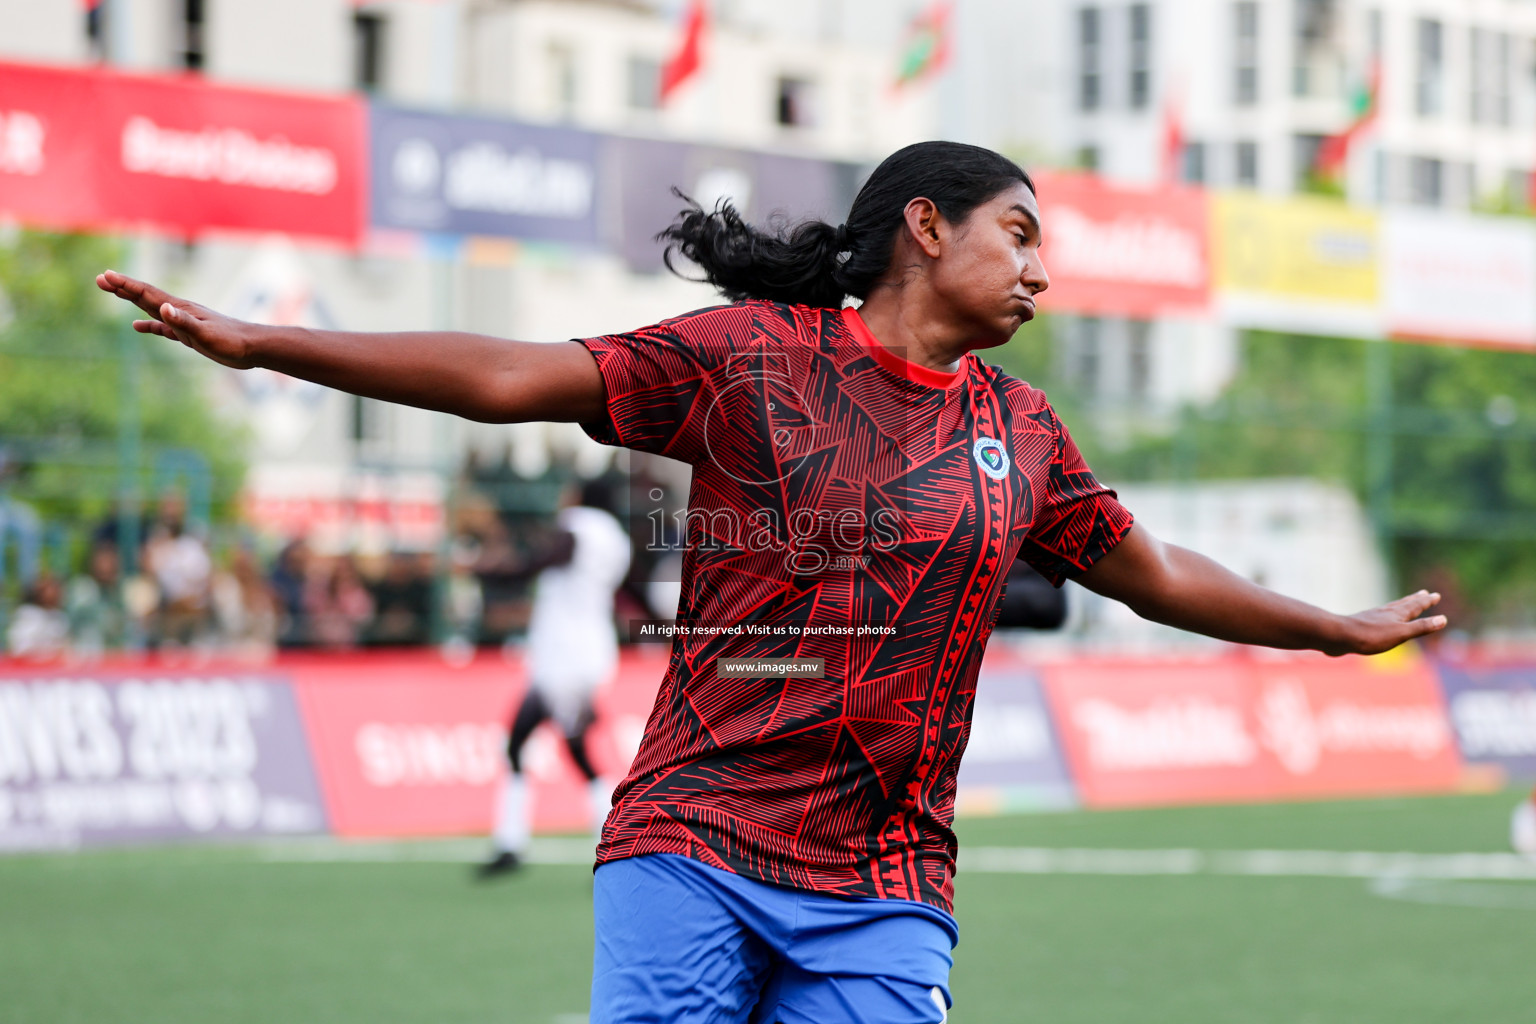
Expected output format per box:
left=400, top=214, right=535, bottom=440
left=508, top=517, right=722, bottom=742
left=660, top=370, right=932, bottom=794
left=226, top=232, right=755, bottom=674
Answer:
left=591, top=854, right=957, bottom=1024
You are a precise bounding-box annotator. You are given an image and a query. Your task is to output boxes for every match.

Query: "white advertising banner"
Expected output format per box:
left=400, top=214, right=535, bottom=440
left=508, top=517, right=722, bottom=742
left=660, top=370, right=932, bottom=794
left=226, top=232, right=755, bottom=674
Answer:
left=1383, top=209, right=1536, bottom=349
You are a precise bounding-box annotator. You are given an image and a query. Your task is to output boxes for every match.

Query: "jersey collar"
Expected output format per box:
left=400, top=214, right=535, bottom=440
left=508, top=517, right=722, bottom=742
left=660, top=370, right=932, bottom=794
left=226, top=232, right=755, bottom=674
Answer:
left=841, top=307, right=967, bottom=391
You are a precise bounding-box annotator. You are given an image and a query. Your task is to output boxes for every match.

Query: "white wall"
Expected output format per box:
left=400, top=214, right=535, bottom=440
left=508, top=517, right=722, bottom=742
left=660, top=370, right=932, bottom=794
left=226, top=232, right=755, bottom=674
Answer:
left=451, top=0, right=931, bottom=162
left=0, top=0, right=87, bottom=64
left=205, top=0, right=352, bottom=92
left=1068, top=478, right=1389, bottom=651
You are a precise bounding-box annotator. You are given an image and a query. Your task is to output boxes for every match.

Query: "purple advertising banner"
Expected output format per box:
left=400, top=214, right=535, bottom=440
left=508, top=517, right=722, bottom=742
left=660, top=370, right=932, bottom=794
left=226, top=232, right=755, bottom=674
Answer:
left=957, top=667, right=1077, bottom=812
left=370, top=104, right=602, bottom=243
left=606, top=136, right=857, bottom=272
left=1436, top=663, right=1536, bottom=780
left=0, top=671, right=327, bottom=851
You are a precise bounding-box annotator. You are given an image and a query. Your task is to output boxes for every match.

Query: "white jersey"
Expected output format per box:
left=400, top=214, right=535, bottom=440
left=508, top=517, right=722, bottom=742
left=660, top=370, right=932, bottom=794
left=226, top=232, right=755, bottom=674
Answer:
left=526, top=505, right=631, bottom=700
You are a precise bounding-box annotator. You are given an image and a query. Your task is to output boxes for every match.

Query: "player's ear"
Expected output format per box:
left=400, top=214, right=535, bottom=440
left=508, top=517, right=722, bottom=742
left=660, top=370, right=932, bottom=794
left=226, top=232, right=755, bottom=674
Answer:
left=902, top=198, right=944, bottom=259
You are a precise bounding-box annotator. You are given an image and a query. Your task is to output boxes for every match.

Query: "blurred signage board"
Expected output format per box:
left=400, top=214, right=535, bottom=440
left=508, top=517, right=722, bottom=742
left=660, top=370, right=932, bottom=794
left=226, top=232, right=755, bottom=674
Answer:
left=0, top=60, right=365, bottom=244
left=0, top=671, right=327, bottom=851
left=290, top=650, right=663, bottom=837
left=242, top=464, right=446, bottom=555
left=606, top=136, right=855, bottom=272
left=1212, top=193, right=1381, bottom=338
left=370, top=104, right=601, bottom=244
left=0, top=62, right=98, bottom=229
left=1436, top=664, right=1536, bottom=780
left=1041, top=655, right=1460, bottom=809
left=1382, top=210, right=1536, bottom=349
left=955, top=664, right=1077, bottom=813
left=1031, top=171, right=1210, bottom=318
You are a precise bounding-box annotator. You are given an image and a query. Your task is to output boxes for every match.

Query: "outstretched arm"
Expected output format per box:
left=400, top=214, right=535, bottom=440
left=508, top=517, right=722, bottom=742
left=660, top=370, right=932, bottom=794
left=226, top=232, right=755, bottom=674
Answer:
left=1076, top=524, right=1446, bottom=656
left=95, top=270, right=605, bottom=424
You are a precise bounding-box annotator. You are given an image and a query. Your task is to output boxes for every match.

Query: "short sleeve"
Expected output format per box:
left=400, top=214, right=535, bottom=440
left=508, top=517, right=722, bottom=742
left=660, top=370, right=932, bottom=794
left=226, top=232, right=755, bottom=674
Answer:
left=1018, top=408, right=1134, bottom=586
left=575, top=305, right=748, bottom=465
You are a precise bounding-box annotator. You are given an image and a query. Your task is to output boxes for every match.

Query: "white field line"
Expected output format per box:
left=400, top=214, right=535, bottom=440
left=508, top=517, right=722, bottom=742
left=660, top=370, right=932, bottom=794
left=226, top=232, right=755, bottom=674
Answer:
left=960, top=847, right=1536, bottom=881
left=1369, top=876, right=1536, bottom=909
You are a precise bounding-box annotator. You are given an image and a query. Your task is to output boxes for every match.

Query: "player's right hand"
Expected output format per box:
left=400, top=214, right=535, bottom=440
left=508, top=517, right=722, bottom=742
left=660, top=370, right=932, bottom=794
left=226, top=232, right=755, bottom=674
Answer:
left=95, top=269, right=261, bottom=370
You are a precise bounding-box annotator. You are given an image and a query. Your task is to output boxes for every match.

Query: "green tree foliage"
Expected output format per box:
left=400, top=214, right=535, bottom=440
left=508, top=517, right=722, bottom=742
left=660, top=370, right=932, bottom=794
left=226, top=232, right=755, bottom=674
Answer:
left=0, top=231, right=247, bottom=536
left=989, top=318, right=1536, bottom=630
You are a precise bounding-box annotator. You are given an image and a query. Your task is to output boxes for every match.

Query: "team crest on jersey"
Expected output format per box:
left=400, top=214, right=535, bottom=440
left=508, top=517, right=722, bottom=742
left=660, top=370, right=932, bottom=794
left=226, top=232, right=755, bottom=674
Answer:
left=972, top=437, right=1010, bottom=480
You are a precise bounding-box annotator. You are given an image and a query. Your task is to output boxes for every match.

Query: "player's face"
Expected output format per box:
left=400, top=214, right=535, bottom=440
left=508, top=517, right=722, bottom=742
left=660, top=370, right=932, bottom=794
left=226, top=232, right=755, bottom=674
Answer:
left=932, top=182, right=1049, bottom=350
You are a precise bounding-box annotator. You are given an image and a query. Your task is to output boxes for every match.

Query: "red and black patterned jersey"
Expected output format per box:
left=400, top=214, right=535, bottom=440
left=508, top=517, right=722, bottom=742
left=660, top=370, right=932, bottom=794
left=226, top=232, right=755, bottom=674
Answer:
left=577, top=301, right=1132, bottom=912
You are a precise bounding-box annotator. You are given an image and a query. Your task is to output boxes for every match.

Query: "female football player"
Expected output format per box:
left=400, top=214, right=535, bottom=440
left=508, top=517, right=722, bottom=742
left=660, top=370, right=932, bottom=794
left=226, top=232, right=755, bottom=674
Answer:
left=97, top=141, right=1444, bottom=1024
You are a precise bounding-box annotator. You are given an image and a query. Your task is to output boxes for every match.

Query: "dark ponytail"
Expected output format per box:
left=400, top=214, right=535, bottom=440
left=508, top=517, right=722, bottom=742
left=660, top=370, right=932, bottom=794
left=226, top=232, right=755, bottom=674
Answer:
left=658, top=141, right=1034, bottom=309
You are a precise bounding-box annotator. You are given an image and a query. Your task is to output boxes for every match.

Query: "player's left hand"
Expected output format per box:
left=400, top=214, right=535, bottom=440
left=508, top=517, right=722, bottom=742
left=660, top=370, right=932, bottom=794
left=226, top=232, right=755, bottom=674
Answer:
left=1337, top=590, right=1447, bottom=655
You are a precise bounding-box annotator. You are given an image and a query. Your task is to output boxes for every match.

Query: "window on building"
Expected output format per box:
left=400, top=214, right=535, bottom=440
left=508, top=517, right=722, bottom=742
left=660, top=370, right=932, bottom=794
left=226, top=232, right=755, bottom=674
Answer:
left=353, top=10, right=387, bottom=92
left=1127, top=320, right=1153, bottom=401
left=1409, top=155, right=1443, bottom=205
left=350, top=395, right=384, bottom=446
left=1233, top=2, right=1259, bottom=105
left=1507, top=168, right=1531, bottom=209
left=776, top=77, right=817, bottom=128
left=1472, top=30, right=1513, bottom=127
left=1496, top=32, right=1512, bottom=126
left=549, top=41, right=578, bottom=119
left=1293, top=133, right=1327, bottom=189
left=1074, top=317, right=1102, bottom=397
left=1128, top=4, right=1152, bottom=110
left=181, top=0, right=205, bottom=71
left=1367, top=8, right=1383, bottom=57
left=1078, top=8, right=1102, bottom=112
left=1415, top=18, right=1443, bottom=117
left=1182, top=141, right=1207, bottom=184
left=627, top=56, right=661, bottom=110
left=1235, top=140, right=1259, bottom=187
left=1292, top=0, right=1337, bottom=98
left=85, top=2, right=106, bottom=62
left=1471, top=29, right=1489, bottom=124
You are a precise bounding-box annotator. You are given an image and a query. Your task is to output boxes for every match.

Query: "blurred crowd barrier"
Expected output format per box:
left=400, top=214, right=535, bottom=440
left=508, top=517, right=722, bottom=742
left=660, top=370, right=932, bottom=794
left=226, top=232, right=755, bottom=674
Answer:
left=2, top=645, right=1533, bottom=852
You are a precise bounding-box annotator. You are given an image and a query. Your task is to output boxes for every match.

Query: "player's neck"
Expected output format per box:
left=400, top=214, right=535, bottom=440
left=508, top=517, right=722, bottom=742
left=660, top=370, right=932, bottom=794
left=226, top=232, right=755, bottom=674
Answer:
left=855, top=289, right=970, bottom=376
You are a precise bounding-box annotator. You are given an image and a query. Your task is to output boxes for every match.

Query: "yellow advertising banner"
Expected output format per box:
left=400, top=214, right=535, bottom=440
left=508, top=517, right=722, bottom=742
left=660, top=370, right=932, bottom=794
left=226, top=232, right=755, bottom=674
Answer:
left=1212, top=192, right=1378, bottom=306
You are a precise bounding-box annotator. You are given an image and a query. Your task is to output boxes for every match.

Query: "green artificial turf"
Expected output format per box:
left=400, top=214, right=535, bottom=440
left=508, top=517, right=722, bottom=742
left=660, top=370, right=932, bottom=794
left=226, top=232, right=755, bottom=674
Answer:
left=3, top=791, right=1533, bottom=1023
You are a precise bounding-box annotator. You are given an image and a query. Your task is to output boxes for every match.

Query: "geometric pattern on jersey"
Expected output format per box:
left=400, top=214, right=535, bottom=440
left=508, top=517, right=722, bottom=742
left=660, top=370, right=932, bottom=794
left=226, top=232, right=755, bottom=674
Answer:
left=578, top=302, right=1133, bottom=912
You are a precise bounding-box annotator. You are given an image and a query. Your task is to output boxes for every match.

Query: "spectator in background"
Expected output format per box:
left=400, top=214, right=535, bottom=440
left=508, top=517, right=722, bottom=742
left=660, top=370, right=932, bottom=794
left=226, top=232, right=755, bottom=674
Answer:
left=212, top=547, right=279, bottom=660
left=7, top=574, right=68, bottom=660
left=143, top=495, right=212, bottom=648
left=269, top=539, right=311, bottom=647
left=368, top=551, right=434, bottom=645
left=307, top=556, right=375, bottom=650
left=443, top=538, right=486, bottom=659
left=66, top=541, right=126, bottom=658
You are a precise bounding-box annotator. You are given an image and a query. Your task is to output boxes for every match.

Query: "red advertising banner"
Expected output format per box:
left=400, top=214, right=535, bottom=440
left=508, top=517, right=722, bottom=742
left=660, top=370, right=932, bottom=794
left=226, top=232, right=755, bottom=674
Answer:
left=0, top=60, right=365, bottom=244
left=1030, top=170, right=1210, bottom=319
left=289, top=649, right=667, bottom=838
left=1039, top=653, right=1460, bottom=808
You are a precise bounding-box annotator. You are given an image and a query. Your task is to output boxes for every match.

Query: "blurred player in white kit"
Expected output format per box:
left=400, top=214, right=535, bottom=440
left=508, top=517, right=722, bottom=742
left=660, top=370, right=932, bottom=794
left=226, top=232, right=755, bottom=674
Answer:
left=480, top=478, right=631, bottom=877
left=1513, top=785, right=1536, bottom=859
